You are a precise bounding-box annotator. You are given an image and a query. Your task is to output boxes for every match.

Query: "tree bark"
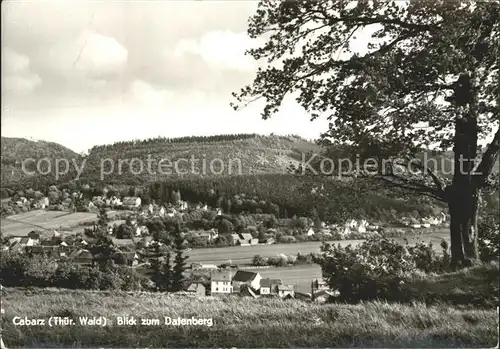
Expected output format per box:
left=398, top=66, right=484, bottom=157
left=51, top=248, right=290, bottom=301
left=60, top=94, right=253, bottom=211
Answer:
left=448, top=73, right=479, bottom=267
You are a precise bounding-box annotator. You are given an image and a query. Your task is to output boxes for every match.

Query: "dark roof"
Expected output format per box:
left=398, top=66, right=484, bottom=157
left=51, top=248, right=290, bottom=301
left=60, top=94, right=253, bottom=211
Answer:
left=260, top=278, right=282, bottom=287
left=232, top=270, right=258, bottom=283
left=211, top=270, right=233, bottom=282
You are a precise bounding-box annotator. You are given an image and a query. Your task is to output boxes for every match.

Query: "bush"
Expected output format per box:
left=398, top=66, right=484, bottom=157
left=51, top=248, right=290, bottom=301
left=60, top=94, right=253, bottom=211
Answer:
left=407, top=241, right=450, bottom=273
left=0, top=253, right=145, bottom=291
left=478, top=213, right=499, bottom=262
left=278, top=235, right=296, bottom=244
left=251, top=255, right=267, bottom=266
left=267, top=254, right=289, bottom=267
left=295, top=252, right=313, bottom=265
left=318, top=237, right=451, bottom=303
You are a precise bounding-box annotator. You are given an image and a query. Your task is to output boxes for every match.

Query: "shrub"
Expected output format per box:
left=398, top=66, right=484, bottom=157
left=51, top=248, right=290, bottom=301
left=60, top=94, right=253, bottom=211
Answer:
left=478, top=213, right=499, bottom=262
left=251, top=255, right=267, bottom=266
left=295, top=252, right=313, bottom=265
left=407, top=242, right=450, bottom=273
left=318, top=237, right=451, bottom=303
left=278, top=235, right=296, bottom=244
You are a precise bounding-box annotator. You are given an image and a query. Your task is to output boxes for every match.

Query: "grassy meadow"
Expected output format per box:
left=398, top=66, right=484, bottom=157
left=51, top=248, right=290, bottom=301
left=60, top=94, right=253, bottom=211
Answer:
left=1, top=264, right=498, bottom=348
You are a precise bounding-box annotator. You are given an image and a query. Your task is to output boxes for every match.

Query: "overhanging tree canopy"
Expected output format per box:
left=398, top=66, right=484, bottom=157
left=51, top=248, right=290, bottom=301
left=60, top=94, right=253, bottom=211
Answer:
left=233, top=0, right=499, bottom=266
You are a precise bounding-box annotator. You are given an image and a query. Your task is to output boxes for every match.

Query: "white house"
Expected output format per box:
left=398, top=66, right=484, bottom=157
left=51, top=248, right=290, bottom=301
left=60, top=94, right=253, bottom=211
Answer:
left=210, top=270, right=234, bottom=294
left=357, top=220, right=368, bottom=233
left=110, top=197, right=122, bottom=206
left=277, top=285, right=295, bottom=298
left=178, top=200, right=188, bottom=211
left=306, top=228, right=315, bottom=237
left=346, top=219, right=358, bottom=229
left=122, top=197, right=141, bottom=209
left=34, top=197, right=49, bottom=209
left=260, top=278, right=282, bottom=295
left=158, top=206, right=166, bottom=217
left=199, top=229, right=218, bottom=242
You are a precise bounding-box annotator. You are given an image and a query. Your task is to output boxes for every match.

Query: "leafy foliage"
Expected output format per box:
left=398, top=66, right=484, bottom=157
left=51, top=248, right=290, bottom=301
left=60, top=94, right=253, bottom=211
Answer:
left=478, top=212, right=500, bottom=262
left=318, top=237, right=451, bottom=303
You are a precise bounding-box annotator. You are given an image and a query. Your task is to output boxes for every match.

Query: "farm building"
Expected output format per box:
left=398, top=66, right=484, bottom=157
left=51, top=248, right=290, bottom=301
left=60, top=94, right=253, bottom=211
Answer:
left=277, top=285, right=295, bottom=298
left=259, top=278, right=282, bottom=295
left=122, top=197, right=141, bottom=209
left=229, top=233, right=258, bottom=246
left=210, top=270, right=234, bottom=294
left=311, top=279, right=329, bottom=292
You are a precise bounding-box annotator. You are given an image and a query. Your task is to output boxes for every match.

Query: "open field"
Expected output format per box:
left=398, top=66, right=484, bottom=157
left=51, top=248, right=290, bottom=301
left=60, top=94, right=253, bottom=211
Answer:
left=186, top=229, right=450, bottom=265
left=258, top=265, right=322, bottom=293
left=1, top=280, right=497, bottom=348
left=186, top=240, right=361, bottom=264
left=0, top=210, right=124, bottom=236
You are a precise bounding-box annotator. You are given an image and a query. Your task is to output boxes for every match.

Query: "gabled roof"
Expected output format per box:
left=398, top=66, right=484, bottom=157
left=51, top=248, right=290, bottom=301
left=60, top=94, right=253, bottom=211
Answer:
left=211, top=270, right=233, bottom=282
left=232, top=270, right=258, bottom=283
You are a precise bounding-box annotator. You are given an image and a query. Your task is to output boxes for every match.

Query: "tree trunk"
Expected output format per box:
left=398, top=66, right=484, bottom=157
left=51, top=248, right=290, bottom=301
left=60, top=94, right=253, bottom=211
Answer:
left=448, top=73, right=479, bottom=267
left=448, top=185, right=479, bottom=267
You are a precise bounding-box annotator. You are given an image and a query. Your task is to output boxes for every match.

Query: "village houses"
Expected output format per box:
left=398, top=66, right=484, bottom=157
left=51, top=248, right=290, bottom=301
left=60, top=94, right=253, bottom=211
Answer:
left=231, top=270, right=262, bottom=293
left=210, top=270, right=234, bottom=294
left=259, top=278, right=282, bottom=295
left=122, top=197, right=142, bottom=209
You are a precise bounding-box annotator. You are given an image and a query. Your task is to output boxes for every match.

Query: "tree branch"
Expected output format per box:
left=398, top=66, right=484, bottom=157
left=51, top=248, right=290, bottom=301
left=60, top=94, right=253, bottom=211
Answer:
left=474, top=127, right=500, bottom=187
left=326, top=15, right=440, bottom=32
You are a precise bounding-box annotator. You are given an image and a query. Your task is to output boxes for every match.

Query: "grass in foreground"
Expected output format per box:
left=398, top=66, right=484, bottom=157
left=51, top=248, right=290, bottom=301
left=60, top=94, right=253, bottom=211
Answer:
left=1, top=287, right=498, bottom=348
left=400, top=262, right=499, bottom=308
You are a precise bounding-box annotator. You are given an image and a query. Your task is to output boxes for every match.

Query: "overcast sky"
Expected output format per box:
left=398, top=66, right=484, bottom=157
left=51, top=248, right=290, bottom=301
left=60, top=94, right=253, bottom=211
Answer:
left=1, top=0, right=330, bottom=153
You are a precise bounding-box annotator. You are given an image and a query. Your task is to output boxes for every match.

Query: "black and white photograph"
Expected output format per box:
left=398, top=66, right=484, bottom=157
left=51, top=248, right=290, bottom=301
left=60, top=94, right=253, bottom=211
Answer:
left=0, top=0, right=499, bottom=347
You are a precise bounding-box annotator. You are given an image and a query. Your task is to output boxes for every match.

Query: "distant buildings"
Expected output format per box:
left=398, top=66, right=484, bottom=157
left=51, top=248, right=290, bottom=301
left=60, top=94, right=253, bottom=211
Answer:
left=260, top=278, right=282, bottom=295
left=229, top=233, right=258, bottom=246
left=122, top=197, right=142, bottom=209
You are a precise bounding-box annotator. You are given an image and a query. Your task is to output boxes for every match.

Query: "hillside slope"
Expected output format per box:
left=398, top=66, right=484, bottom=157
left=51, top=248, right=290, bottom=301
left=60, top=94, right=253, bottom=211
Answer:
left=80, top=134, right=321, bottom=184
left=1, top=137, right=80, bottom=193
